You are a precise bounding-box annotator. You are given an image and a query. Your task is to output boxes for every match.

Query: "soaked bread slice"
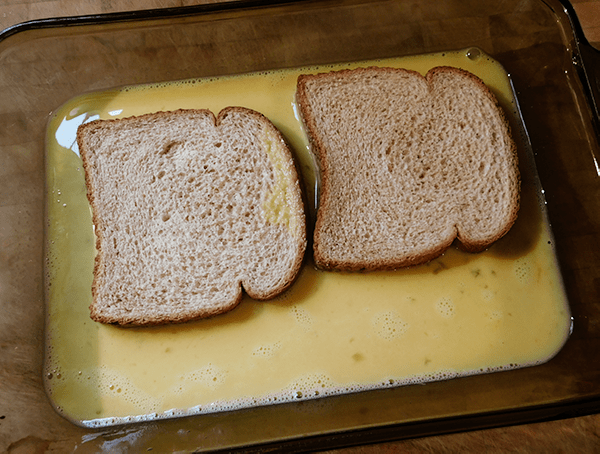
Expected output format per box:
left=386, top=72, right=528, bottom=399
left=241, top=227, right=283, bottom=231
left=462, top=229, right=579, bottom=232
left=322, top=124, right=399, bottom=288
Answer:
left=296, top=66, right=520, bottom=271
left=78, top=107, right=306, bottom=326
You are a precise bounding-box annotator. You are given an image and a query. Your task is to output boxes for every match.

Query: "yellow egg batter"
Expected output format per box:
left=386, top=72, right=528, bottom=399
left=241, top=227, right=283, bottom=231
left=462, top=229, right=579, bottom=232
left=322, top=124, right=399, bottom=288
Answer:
left=43, top=48, right=571, bottom=427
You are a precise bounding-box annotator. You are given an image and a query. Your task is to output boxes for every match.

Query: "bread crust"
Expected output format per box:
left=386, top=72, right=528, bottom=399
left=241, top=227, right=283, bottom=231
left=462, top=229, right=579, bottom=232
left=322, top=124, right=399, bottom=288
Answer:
left=297, top=66, right=520, bottom=271
left=78, top=107, right=306, bottom=326
left=427, top=66, right=520, bottom=255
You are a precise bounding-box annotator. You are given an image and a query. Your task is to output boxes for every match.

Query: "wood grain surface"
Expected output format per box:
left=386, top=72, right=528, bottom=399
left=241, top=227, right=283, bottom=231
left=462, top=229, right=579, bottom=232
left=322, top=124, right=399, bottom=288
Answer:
left=0, top=0, right=598, bottom=47
left=1, top=1, right=599, bottom=453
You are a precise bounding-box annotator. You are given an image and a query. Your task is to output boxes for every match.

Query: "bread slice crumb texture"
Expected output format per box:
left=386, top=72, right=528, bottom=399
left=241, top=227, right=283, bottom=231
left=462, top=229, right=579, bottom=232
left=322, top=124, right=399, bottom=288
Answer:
left=297, top=66, right=520, bottom=271
left=78, top=107, right=306, bottom=326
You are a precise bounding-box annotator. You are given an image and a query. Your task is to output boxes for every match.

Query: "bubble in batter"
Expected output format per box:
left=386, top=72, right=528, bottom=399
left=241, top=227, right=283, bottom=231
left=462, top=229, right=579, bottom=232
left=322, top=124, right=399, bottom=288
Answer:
left=481, top=288, right=495, bottom=301
left=435, top=297, right=455, bottom=318
left=488, top=310, right=504, bottom=321
left=287, top=373, right=335, bottom=398
left=179, top=363, right=227, bottom=389
left=289, top=305, right=313, bottom=331
left=514, top=258, right=532, bottom=285
left=73, top=366, right=160, bottom=413
left=373, top=311, right=409, bottom=340
left=252, top=341, right=282, bottom=358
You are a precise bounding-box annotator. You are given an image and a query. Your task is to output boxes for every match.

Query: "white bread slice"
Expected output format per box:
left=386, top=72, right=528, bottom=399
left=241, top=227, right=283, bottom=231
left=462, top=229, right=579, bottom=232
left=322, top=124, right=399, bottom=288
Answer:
left=78, top=107, right=306, bottom=326
left=296, top=66, right=520, bottom=271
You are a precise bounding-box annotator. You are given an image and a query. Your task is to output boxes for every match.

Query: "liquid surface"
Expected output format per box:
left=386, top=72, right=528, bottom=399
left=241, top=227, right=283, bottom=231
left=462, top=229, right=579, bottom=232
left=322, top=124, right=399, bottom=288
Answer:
left=44, top=48, right=571, bottom=427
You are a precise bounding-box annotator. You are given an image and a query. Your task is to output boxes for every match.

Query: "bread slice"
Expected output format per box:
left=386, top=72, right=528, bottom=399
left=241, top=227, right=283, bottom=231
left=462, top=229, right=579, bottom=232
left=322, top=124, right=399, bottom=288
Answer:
left=296, top=66, right=520, bottom=271
left=78, top=107, right=306, bottom=326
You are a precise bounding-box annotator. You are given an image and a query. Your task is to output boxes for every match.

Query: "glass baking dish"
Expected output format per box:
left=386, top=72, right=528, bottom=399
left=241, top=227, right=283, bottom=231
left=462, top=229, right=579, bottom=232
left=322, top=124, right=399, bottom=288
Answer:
left=2, top=0, right=600, bottom=451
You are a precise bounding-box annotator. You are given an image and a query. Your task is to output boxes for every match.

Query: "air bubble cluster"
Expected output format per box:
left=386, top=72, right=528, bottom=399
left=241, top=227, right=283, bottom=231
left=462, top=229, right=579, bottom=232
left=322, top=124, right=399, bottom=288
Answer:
left=290, top=305, right=314, bottom=331
left=435, top=297, right=455, bottom=318
left=488, top=310, right=504, bottom=321
left=514, top=258, right=532, bottom=284
left=174, top=364, right=227, bottom=393
left=252, top=342, right=282, bottom=358
left=75, top=355, right=541, bottom=429
left=372, top=311, right=409, bottom=340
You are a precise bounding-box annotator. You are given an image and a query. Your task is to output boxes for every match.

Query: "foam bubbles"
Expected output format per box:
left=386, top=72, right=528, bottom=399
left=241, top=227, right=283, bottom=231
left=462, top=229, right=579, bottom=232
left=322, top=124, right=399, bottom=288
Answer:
left=290, top=305, right=313, bottom=331
left=466, top=47, right=482, bottom=61
left=435, top=297, right=455, bottom=318
left=514, top=258, right=532, bottom=284
left=481, top=288, right=495, bottom=301
left=373, top=311, right=409, bottom=340
left=285, top=373, right=335, bottom=398
left=178, top=363, right=227, bottom=390
left=488, top=310, right=504, bottom=321
left=78, top=356, right=539, bottom=429
left=99, top=367, right=159, bottom=411
left=47, top=365, right=161, bottom=414
left=252, top=342, right=282, bottom=358
left=44, top=364, right=63, bottom=390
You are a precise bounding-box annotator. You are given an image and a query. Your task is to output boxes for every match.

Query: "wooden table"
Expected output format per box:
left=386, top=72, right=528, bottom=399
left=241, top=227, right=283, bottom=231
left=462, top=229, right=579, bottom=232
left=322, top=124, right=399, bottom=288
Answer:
left=1, top=1, right=599, bottom=453
left=0, top=0, right=598, bottom=47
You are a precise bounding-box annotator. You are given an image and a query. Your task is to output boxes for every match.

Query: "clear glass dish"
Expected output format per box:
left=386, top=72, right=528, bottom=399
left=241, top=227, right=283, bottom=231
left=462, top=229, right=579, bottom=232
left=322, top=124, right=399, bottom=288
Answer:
left=2, top=0, right=600, bottom=451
